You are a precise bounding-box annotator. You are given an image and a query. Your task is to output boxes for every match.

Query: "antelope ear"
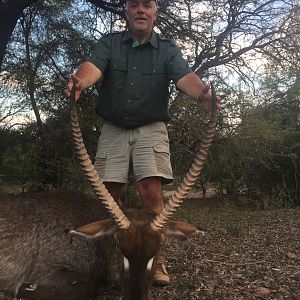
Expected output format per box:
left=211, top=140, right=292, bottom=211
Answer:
left=165, top=220, right=205, bottom=240
left=69, top=219, right=117, bottom=239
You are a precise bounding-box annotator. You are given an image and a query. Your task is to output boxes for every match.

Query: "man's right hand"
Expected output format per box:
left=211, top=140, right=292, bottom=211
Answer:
left=65, top=73, right=83, bottom=101
left=65, top=62, right=102, bottom=101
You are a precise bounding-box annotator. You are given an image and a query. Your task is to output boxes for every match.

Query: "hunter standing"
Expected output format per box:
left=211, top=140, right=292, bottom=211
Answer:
left=66, top=0, right=214, bottom=285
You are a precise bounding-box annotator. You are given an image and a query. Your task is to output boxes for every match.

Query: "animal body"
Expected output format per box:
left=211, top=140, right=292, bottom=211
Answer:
left=0, top=191, right=116, bottom=300
left=0, top=191, right=200, bottom=300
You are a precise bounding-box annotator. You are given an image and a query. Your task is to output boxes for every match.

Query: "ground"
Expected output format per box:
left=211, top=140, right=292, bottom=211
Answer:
left=98, top=197, right=300, bottom=300
left=1, top=197, right=299, bottom=300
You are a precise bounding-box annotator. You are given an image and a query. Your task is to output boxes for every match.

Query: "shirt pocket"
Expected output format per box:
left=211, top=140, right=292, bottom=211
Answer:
left=141, top=64, right=168, bottom=93
left=107, top=59, right=127, bottom=90
left=109, top=58, right=127, bottom=71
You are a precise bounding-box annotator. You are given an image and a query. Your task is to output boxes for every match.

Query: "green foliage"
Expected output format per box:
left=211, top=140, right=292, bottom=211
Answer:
left=0, top=0, right=298, bottom=210
left=169, top=94, right=207, bottom=177
left=1, top=145, right=32, bottom=189
left=0, top=113, right=94, bottom=192
left=212, top=103, right=298, bottom=206
left=168, top=74, right=299, bottom=207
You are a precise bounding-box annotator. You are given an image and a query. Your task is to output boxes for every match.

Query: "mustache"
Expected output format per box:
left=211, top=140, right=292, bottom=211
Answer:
left=134, top=16, right=147, bottom=20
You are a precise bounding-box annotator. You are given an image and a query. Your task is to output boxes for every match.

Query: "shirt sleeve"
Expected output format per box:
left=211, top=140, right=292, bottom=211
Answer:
left=167, top=44, right=192, bottom=84
left=87, top=34, right=112, bottom=73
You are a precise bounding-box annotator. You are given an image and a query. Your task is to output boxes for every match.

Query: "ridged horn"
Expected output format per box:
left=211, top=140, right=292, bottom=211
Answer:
left=151, top=83, right=218, bottom=231
left=70, top=87, right=131, bottom=230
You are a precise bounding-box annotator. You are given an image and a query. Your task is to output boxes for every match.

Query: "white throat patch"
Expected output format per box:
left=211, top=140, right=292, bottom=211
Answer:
left=147, top=257, right=154, bottom=270
left=123, top=257, right=130, bottom=271
left=123, top=256, right=154, bottom=271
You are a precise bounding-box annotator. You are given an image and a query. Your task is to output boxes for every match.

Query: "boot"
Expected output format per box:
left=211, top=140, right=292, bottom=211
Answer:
left=152, top=253, right=171, bottom=286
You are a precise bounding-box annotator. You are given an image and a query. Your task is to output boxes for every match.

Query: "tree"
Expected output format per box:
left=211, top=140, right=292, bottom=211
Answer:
left=1, top=0, right=299, bottom=202
left=0, top=0, right=37, bottom=71
left=0, top=0, right=126, bottom=70
left=1, top=0, right=297, bottom=76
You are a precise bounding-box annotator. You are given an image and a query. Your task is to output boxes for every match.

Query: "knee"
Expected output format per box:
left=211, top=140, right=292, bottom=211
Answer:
left=137, top=177, right=164, bottom=214
left=138, top=177, right=161, bottom=199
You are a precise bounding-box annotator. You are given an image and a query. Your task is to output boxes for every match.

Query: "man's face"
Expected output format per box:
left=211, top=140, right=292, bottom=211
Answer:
left=125, top=0, right=157, bottom=37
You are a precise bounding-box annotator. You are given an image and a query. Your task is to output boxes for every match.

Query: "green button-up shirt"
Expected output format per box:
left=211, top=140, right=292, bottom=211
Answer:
left=88, top=30, right=191, bottom=128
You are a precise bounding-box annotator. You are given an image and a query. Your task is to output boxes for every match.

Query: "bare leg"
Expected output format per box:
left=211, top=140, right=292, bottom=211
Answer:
left=104, top=182, right=125, bottom=206
left=136, top=177, right=163, bottom=214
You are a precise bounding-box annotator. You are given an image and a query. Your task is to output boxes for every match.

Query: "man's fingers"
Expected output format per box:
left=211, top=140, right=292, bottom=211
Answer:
left=66, top=76, right=77, bottom=94
left=205, top=84, right=211, bottom=91
left=71, top=73, right=78, bottom=81
left=71, top=73, right=81, bottom=87
left=65, top=74, right=82, bottom=100
left=65, top=79, right=76, bottom=98
left=65, top=84, right=71, bottom=96
left=67, top=83, right=72, bottom=91
left=202, top=85, right=210, bottom=95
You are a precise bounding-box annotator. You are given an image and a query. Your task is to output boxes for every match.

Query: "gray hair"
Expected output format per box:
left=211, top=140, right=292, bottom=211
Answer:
left=124, top=0, right=158, bottom=11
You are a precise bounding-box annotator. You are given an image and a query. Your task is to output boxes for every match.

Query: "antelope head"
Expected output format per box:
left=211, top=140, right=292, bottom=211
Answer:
left=70, top=208, right=200, bottom=299
left=69, top=84, right=217, bottom=299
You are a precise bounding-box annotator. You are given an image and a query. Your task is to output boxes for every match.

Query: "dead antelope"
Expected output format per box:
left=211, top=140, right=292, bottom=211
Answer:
left=0, top=85, right=217, bottom=300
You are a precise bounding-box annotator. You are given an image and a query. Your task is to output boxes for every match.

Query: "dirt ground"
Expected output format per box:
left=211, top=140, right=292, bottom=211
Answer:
left=98, top=198, right=300, bottom=300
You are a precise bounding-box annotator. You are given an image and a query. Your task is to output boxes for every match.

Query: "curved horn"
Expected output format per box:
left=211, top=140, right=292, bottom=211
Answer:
left=151, top=83, right=218, bottom=231
left=70, top=87, right=131, bottom=230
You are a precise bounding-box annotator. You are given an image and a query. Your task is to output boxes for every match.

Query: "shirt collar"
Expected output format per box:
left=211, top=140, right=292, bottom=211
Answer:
left=122, top=30, right=158, bottom=49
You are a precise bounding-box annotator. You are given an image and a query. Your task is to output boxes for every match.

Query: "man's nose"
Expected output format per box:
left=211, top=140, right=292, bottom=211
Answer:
left=137, top=3, right=146, bottom=13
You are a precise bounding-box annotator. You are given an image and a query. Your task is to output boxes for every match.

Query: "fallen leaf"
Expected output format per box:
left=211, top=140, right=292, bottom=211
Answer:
left=255, top=286, right=271, bottom=299
left=287, top=252, right=298, bottom=260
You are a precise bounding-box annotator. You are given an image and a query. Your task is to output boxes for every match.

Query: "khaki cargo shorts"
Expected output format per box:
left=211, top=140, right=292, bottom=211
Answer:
left=94, top=121, right=173, bottom=185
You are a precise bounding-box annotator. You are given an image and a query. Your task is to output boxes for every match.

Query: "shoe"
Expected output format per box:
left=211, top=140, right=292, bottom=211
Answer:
left=152, top=254, right=171, bottom=286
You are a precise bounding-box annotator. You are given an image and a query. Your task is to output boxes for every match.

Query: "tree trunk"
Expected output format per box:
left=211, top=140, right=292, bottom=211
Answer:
left=0, top=0, right=37, bottom=71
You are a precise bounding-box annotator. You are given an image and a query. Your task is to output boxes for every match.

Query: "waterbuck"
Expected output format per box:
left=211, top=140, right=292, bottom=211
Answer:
left=0, top=85, right=217, bottom=299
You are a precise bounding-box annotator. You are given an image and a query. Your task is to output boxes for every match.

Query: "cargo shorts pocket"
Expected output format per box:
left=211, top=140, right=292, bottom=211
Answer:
left=94, top=151, right=107, bottom=177
left=153, top=143, right=171, bottom=174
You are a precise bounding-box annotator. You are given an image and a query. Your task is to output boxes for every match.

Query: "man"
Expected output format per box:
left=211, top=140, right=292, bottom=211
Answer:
left=66, top=0, right=214, bottom=286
